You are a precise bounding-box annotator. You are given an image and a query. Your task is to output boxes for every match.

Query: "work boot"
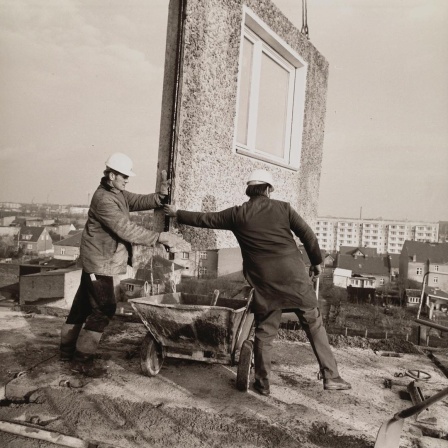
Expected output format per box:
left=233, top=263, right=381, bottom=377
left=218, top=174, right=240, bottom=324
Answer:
left=253, top=379, right=270, bottom=396
left=74, top=328, right=103, bottom=358
left=60, top=323, right=82, bottom=361
left=71, top=357, right=107, bottom=378
left=323, top=376, right=351, bottom=391
left=71, top=329, right=106, bottom=377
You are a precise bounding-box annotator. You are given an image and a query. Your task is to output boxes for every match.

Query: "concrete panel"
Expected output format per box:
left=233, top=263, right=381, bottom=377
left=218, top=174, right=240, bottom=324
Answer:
left=156, top=0, right=328, bottom=250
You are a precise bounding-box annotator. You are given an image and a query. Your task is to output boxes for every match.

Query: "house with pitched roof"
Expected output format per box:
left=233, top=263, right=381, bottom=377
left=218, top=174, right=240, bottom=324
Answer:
left=15, top=226, right=53, bottom=255
left=47, top=223, right=76, bottom=238
left=399, top=241, right=448, bottom=293
left=404, top=288, right=421, bottom=307
left=339, top=246, right=379, bottom=258
left=399, top=241, right=448, bottom=315
left=333, top=249, right=392, bottom=303
left=120, top=255, right=184, bottom=300
left=423, top=286, right=448, bottom=318
left=53, top=231, right=82, bottom=260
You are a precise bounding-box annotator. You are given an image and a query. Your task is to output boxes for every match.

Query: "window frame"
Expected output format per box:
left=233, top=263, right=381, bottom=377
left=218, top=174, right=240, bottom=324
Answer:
left=234, top=7, right=308, bottom=170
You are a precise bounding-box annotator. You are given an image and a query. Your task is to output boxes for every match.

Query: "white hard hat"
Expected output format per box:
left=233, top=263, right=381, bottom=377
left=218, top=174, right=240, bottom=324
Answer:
left=105, top=152, right=136, bottom=177
left=247, top=169, right=274, bottom=191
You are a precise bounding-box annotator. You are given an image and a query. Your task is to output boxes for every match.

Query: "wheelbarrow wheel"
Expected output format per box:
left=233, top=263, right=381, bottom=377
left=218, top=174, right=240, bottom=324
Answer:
left=141, top=332, right=164, bottom=377
left=236, top=340, right=253, bottom=391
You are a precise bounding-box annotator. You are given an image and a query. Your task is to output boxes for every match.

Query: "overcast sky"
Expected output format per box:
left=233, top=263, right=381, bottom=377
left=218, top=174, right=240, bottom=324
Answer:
left=0, top=0, right=447, bottom=222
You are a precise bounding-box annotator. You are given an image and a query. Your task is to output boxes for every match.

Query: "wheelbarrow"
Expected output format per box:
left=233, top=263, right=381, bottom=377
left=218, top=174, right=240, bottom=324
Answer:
left=129, top=289, right=255, bottom=391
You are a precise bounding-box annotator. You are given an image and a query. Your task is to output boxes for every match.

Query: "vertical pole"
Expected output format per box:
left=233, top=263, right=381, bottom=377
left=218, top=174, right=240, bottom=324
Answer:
left=417, top=272, right=429, bottom=319
left=164, top=0, right=187, bottom=232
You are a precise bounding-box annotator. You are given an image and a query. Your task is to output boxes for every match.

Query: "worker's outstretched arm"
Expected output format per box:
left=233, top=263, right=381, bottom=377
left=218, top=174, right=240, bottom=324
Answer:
left=164, top=204, right=236, bottom=230
left=124, top=170, right=171, bottom=211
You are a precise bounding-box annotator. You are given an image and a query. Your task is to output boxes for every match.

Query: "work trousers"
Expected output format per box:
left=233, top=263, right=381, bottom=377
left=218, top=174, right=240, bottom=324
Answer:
left=66, top=270, right=116, bottom=333
left=254, top=307, right=340, bottom=381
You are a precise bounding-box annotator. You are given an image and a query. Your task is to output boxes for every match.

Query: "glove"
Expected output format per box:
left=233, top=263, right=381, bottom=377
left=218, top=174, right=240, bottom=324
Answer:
left=160, top=170, right=171, bottom=196
left=164, top=204, right=177, bottom=217
left=309, top=264, right=322, bottom=279
left=157, top=232, right=191, bottom=253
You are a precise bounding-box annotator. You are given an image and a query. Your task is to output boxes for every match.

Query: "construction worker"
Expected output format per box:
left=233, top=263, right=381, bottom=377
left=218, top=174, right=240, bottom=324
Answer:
left=60, top=152, right=184, bottom=376
left=164, top=169, right=351, bottom=394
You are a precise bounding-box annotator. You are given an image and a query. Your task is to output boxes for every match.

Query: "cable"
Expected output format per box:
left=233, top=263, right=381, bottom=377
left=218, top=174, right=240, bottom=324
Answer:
left=301, top=0, right=309, bottom=39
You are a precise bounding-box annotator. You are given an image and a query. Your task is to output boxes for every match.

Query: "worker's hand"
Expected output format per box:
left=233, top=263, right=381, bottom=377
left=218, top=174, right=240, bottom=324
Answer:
left=164, top=204, right=177, bottom=217
left=309, top=264, right=322, bottom=279
left=160, top=170, right=171, bottom=196
left=157, top=232, right=190, bottom=252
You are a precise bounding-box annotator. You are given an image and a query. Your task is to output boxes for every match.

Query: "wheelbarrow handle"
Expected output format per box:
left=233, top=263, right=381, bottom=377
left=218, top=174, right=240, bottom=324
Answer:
left=314, top=277, right=319, bottom=299
left=396, top=386, right=448, bottom=420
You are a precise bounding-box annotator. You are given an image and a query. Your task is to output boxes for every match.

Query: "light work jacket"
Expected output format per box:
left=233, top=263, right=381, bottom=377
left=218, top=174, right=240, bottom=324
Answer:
left=80, top=178, right=162, bottom=275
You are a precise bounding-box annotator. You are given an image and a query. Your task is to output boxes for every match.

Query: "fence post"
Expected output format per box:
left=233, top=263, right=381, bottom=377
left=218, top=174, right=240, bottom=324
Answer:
left=406, top=332, right=409, bottom=341
left=344, top=327, right=348, bottom=337
left=364, top=328, right=368, bottom=338
left=417, top=325, right=427, bottom=346
left=385, top=331, right=388, bottom=340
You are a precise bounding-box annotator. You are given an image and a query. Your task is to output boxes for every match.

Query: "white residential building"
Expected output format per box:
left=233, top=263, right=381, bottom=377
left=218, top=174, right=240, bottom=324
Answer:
left=315, top=218, right=439, bottom=254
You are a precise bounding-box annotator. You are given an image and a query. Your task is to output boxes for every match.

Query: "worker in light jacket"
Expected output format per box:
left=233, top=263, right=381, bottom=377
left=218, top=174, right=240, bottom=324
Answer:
left=60, top=152, right=184, bottom=377
left=164, top=169, right=351, bottom=395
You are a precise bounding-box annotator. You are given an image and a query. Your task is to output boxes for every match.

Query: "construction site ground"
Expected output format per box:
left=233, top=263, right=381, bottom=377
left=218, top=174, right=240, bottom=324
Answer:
left=1, top=302, right=448, bottom=448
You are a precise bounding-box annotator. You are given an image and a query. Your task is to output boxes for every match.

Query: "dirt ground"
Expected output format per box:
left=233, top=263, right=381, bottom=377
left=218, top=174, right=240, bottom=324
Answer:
left=1, top=305, right=448, bottom=448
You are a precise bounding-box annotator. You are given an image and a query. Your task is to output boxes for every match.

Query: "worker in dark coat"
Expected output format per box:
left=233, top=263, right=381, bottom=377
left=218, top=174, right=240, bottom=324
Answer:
left=60, top=152, right=184, bottom=376
left=164, top=169, right=351, bottom=394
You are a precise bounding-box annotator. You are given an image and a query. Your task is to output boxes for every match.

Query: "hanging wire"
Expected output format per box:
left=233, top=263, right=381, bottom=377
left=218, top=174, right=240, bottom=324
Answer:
left=301, top=0, right=309, bottom=39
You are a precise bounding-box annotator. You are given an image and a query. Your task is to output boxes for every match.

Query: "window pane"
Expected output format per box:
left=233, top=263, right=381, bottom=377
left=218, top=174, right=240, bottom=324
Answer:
left=255, top=52, right=289, bottom=158
left=236, top=37, right=254, bottom=146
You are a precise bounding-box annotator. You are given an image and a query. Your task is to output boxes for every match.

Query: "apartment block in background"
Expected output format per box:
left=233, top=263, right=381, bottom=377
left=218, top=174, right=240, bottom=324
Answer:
left=315, top=217, right=439, bottom=254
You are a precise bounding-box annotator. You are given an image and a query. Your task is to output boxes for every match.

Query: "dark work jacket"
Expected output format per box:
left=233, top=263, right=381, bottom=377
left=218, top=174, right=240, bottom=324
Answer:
left=80, top=178, right=162, bottom=276
left=177, top=196, right=322, bottom=313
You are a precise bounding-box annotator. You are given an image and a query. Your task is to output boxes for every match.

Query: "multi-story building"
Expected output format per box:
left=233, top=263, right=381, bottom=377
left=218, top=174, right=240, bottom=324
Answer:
left=315, top=217, right=439, bottom=254
left=399, top=241, right=448, bottom=292
left=169, top=247, right=243, bottom=279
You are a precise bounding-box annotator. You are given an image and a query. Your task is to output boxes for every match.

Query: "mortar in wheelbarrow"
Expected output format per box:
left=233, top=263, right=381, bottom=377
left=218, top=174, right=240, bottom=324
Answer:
left=129, top=292, right=253, bottom=365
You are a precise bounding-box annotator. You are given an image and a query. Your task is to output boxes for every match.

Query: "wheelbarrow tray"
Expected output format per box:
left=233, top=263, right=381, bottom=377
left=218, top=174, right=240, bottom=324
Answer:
left=130, top=293, right=252, bottom=365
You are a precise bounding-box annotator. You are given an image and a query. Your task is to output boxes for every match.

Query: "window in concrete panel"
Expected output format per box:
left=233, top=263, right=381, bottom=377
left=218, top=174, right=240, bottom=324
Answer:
left=256, top=51, right=291, bottom=157
left=236, top=37, right=254, bottom=146
left=235, top=8, right=307, bottom=170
